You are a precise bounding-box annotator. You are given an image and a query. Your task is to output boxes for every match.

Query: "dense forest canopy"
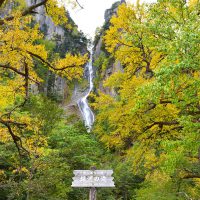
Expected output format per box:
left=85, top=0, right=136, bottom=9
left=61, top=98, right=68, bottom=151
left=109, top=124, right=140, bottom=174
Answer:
left=0, top=0, right=88, bottom=156
left=0, top=0, right=200, bottom=199
left=92, top=0, right=200, bottom=199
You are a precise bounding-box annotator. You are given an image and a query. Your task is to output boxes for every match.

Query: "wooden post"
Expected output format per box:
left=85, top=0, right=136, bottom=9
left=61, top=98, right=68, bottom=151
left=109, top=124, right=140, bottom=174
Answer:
left=72, top=169, right=115, bottom=200
left=89, top=187, right=96, bottom=200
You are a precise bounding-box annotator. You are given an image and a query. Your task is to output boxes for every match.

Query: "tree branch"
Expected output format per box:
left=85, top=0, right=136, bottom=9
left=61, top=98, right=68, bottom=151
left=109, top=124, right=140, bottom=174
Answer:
left=27, top=51, right=79, bottom=71
left=182, top=173, right=200, bottom=179
left=144, top=121, right=179, bottom=132
left=0, top=64, right=26, bottom=76
left=0, top=0, right=48, bottom=25
left=0, top=119, right=29, bottom=157
left=0, top=64, right=40, bottom=84
left=0, top=119, right=27, bottom=128
left=76, top=0, right=84, bottom=9
left=115, top=36, right=134, bottom=48
left=0, top=0, right=6, bottom=8
left=24, top=61, right=29, bottom=98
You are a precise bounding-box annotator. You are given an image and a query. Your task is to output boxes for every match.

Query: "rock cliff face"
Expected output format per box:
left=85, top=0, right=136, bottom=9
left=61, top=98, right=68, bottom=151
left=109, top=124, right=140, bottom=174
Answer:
left=104, top=0, right=125, bottom=23
left=23, top=0, right=88, bottom=118
left=1, top=0, right=90, bottom=120
left=93, top=1, right=125, bottom=97
left=26, top=0, right=65, bottom=40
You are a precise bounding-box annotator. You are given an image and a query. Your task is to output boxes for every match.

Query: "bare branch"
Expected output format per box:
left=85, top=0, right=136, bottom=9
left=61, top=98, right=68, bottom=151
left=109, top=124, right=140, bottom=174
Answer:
left=76, top=0, right=84, bottom=9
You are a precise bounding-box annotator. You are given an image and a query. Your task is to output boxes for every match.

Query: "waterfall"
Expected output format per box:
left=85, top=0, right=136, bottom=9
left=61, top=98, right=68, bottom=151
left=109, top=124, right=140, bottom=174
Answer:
left=77, top=54, right=95, bottom=132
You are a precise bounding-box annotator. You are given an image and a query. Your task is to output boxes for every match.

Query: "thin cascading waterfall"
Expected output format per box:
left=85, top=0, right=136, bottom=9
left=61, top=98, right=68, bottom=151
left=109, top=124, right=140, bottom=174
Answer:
left=77, top=54, right=95, bottom=132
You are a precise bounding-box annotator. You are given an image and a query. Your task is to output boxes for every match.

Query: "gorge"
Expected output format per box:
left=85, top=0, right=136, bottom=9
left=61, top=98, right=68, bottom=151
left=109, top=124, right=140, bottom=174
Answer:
left=1, top=0, right=199, bottom=199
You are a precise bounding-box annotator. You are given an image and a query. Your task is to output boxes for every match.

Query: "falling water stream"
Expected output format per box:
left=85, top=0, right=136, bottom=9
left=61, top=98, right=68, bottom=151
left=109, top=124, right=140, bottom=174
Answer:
left=77, top=53, right=95, bottom=132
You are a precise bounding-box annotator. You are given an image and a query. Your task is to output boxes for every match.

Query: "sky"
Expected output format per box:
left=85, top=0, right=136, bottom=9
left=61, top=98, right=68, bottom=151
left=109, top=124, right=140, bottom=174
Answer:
left=67, top=0, right=156, bottom=39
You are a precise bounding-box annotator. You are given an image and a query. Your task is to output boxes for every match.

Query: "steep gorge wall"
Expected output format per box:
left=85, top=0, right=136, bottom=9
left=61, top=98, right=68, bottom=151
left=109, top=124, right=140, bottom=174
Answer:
left=26, top=0, right=65, bottom=40
left=1, top=0, right=89, bottom=118
left=27, top=0, right=87, bottom=100
left=93, top=1, right=124, bottom=97
left=25, top=0, right=89, bottom=119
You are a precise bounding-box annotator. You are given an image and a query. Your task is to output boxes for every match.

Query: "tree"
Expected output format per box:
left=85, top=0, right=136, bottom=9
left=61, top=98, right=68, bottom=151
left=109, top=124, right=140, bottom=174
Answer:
left=0, top=0, right=88, bottom=157
left=0, top=92, right=108, bottom=199
left=93, top=1, right=200, bottom=199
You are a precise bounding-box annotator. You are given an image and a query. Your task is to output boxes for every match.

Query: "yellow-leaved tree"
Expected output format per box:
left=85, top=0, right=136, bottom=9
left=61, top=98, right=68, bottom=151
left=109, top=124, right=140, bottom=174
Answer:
left=93, top=1, right=200, bottom=199
left=0, top=0, right=88, bottom=157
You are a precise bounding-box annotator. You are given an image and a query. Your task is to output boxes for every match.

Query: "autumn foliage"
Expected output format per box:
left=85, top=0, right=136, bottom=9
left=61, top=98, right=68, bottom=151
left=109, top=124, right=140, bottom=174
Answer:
left=0, top=0, right=87, bottom=156
left=0, top=0, right=200, bottom=199
left=93, top=1, right=200, bottom=199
